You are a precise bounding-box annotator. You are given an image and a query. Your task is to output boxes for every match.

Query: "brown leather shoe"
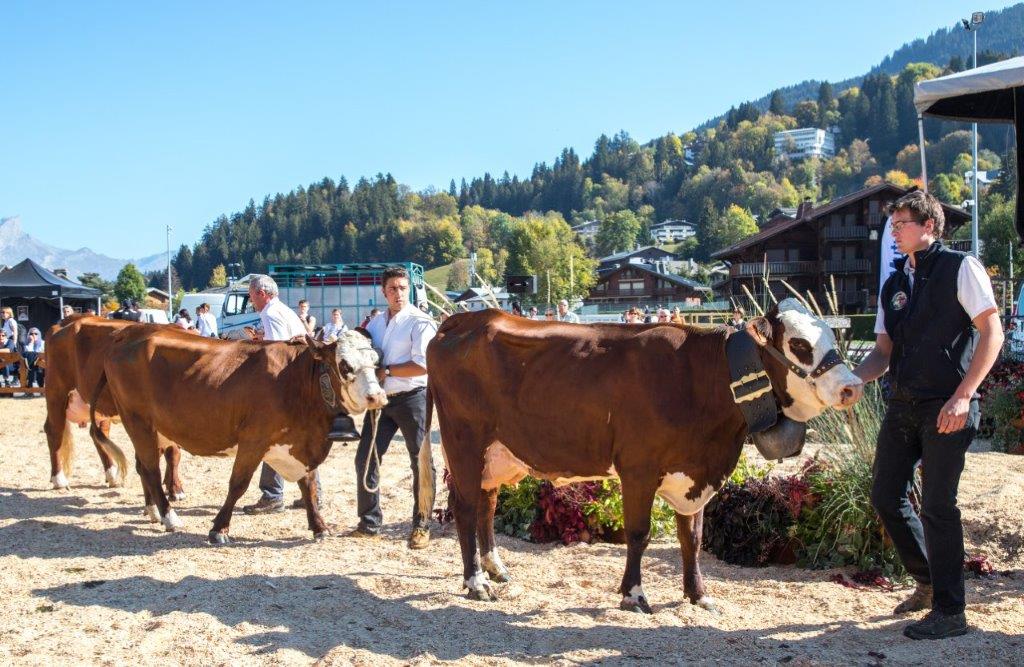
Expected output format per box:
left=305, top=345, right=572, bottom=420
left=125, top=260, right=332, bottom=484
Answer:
left=408, top=526, right=430, bottom=550
left=347, top=525, right=379, bottom=539
left=895, top=583, right=933, bottom=615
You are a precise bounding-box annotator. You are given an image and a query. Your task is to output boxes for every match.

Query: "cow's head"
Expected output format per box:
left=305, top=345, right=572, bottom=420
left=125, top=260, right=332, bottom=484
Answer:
left=305, top=331, right=387, bottom=414
left=747, top=298, right=863, bottom=422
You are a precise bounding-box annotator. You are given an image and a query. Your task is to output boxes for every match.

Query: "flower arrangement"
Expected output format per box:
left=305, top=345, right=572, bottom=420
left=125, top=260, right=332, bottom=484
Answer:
left=978, top=359, right=1024, bottom=454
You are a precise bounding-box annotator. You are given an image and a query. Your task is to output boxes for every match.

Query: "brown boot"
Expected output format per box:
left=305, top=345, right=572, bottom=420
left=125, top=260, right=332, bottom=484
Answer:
left=895, top=583, right=933, bottom=615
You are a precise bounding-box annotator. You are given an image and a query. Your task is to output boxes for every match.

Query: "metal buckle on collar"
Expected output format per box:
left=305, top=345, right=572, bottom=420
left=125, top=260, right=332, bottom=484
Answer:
left=730, top=370, right=772, bottom=403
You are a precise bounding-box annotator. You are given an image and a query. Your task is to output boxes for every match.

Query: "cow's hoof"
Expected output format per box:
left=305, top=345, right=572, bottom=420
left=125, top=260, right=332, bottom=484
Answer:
left=208, top=531, right=231, bottom=545
left=144, top=505, right=161, bottom=523
left=104, top=466, right=122, bottom=488
left=620, top=596, right=652, bottom=614
left=161, top=509, right=184, bottom=532
left=486, top=567, right=512, bottom=584
left=464, top=573, right=497, bottom=601
left=313, top=529, right=332, bottom=542
left=168, top=491, right=186, bottom=502
left=694, top=596, right=719, bottom=613
left=50, top=473, right=70, bottom=490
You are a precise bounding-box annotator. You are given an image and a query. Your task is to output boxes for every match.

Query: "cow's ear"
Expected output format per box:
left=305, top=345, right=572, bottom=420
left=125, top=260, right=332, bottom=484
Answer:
left=304, top=334, right=325, bottom=355
left=353, top=327, right=372, bottom=341
left=745, top=317, right=772, bottom=346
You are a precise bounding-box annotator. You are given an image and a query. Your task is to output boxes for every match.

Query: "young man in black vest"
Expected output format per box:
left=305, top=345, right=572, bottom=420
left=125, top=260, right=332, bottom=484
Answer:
left=854, top=190, right=1003, bottom=640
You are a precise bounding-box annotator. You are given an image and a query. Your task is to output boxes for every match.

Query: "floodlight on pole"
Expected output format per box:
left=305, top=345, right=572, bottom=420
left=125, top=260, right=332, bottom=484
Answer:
left=962, top=13, right=984, bottom=258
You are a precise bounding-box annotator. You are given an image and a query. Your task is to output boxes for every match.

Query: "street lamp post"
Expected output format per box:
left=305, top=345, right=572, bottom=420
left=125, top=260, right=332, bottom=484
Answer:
left=166, top=225, right=173, bottom=318
left=963, top=12, right=985, bottom=258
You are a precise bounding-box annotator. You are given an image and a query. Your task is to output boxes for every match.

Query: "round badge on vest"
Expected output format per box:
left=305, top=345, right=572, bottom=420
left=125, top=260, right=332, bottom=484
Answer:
left=891, top=291, right=908, bottom=310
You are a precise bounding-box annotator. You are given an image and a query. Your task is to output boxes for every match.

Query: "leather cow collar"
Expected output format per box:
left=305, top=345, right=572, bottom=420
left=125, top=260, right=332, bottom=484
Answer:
left=725, top=328, right=808, bottom=460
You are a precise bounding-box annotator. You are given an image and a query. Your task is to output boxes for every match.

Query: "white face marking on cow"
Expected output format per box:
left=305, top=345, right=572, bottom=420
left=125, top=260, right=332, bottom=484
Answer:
left=774, top=298, right=863, bottom=421
left=104, top=466, right=121, bottom=487
left=144, top=505, right=160, bottom=523
left=335, top=331, right=387, bottom=414
left=51, top=472, right=70, bottom=490
left=263, top=445, right=308, bottom=483
left=161, top=509, right=183, bottom=531
left=657, top=473, right=717, bottom=516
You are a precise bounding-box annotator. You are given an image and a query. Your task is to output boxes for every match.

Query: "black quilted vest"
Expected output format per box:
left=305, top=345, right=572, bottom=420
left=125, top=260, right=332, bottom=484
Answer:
left=880, top=241, right=977, bottom=401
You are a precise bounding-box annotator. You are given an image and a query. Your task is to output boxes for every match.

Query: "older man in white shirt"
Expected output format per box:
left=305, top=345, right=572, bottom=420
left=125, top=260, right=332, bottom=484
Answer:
left=196, top=302, right=218, bottom=338
left=351, top=266, right=437, bottom=549
left=242, top=274, right=337, bottom=514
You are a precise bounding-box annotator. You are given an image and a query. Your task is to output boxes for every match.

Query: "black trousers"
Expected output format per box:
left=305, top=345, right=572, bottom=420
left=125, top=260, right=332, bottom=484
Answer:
left=870, top=397, right=979, bottom=615
left=354, top=388, right=434, bottom=532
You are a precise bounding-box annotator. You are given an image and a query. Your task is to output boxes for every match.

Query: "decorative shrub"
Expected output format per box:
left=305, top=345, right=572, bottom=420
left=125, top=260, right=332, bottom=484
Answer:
left=979, top=359, right=1024, bottom=454
left=702, top=475, right=808, bottom=566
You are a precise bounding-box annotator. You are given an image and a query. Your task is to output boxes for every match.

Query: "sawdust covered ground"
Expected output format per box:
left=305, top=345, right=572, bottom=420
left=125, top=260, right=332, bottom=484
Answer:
left=0, top=397, right=1021, bottom=665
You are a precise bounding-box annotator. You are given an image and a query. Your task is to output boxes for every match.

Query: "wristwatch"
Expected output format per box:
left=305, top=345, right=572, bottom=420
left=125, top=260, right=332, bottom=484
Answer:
left=383, top=366, right=391, bottom=376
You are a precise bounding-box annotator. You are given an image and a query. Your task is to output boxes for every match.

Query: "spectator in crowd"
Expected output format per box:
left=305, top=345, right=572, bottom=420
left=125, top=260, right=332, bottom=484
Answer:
left=670, top=306, right=684, bottom=325
left=23, top=327, right=45, bottom=391
left=624, top=307, right=643, bottom=324
left=360, top=308, right=381, bottom=329
left=320, top=308, right=348, bottom=342
left=0, top=328, right=18, bottom=388
left=196, top=303, right=218, bottom=338
left=296, top=299, right=317, bottom=336
left=353, top=266, right=436, bottom=549
left=556, top=299, right=580, bottom=323
left=175, top=309, right=193, bottom=330
left=656, top=308, right=670, bottom=323
left=1, top=307, right=19, bottom=350
left=544, top=309, right=555, bottom=320
left=528, top=306, right=539, bottom=320
left=730, top=307, right=746, bottom=329
left=127, top=300, right=142, bottom=322
left=61, top=305, right=75, bottom=319
left=510, top=301, right=524, bottom=317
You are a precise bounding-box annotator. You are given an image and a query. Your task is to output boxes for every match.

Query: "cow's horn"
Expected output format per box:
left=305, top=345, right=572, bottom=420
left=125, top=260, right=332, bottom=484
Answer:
left=750, top=416, right=807, bottom=461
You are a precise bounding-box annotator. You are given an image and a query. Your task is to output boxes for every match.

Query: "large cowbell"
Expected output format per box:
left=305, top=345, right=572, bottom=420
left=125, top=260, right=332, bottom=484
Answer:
left=726, top=329, right=807, bottom=460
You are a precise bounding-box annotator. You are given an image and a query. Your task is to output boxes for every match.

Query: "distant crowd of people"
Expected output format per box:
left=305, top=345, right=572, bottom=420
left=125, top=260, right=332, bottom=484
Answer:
left=0, top=306, right=45, bottom=393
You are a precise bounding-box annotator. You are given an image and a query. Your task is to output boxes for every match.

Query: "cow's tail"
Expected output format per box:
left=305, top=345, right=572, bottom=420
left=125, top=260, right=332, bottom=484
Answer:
left=88, top=373, right=128, bottom=487
left=58, top=416, right=76, bottom=478
left=416, top=384, right=436, bottom=525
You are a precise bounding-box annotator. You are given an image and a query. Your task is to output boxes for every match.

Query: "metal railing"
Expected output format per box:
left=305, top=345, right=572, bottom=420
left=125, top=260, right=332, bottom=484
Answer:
left=823, top=258, right=871, bottom=273
left=730, top=260, right=818, bottom=277
left=823, top=225, right=869, bottom=240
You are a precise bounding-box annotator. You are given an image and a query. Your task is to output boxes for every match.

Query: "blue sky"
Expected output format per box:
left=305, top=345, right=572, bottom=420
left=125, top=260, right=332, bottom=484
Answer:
left=1, top=1, right=999, bottom=258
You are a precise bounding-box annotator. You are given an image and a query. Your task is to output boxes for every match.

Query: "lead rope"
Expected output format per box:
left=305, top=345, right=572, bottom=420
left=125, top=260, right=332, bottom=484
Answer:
left=361, top=408, right=381, bottom=494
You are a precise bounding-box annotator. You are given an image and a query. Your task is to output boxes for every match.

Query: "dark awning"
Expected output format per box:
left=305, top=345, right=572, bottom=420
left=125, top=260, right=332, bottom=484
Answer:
left=0, top=258, right=102, bottom=299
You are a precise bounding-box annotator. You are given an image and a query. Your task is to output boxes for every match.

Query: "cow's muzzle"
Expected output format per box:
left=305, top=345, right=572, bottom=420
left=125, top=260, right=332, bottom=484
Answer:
left=750, top=416, right=807, bottom=461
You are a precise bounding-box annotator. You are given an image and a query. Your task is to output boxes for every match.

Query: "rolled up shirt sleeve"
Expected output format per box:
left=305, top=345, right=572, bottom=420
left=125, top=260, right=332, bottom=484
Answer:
left=957, top=255, right=998, bottom=320
left=410, top=319, right=437, bottom=369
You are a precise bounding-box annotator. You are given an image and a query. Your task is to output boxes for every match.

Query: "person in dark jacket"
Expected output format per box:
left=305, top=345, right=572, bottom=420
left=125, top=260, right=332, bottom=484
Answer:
left=854, top=190, right=1003, bottom=640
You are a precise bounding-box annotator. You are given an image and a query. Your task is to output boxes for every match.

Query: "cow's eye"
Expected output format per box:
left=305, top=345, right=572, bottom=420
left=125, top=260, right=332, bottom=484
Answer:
left=788, top=338, right=815, bottom=366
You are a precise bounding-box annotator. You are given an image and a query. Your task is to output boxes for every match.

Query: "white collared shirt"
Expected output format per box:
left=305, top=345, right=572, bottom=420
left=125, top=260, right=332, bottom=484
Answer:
left=197, top=311, right=218, bottom=337
left=259, top=296, right=307, bottom=342
left=365, top=304, right=437, bottom=394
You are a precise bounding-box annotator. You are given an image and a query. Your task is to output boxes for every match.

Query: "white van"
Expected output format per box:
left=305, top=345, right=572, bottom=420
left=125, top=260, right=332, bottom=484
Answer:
left=1009, top=283, right=1024, bottom=360
left=178, top=290, right=257, bottom=339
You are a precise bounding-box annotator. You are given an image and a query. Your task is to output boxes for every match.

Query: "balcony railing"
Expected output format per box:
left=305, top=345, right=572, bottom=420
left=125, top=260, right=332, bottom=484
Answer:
left=823, top=258, right=871, bottom=273
left=823, top=225, right=869, bottom=240
left=947, top=239, right=978, bottom=253
left=730, top=261, right=818, bottom=277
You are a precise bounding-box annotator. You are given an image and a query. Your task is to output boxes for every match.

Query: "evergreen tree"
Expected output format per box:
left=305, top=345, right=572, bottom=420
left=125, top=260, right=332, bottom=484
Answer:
left=114, top=263, right=147, bottom=304
left=769, top=89, right=786, bottom=115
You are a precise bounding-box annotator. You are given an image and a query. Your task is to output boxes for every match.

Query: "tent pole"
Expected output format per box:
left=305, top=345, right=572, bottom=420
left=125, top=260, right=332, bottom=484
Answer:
left=917, top=115, right=928, bottom=193
left=97, top=296, right=102, bottom=314
left=59, top=296, right=64, bottom=319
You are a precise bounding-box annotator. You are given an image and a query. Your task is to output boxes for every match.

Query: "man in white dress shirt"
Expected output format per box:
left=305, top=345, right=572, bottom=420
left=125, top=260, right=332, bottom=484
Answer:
left=242, top=274, right=327, bottom=514
left=351, top=267, right=437, bottom=549
left=196, top=302, right=219, bottom=338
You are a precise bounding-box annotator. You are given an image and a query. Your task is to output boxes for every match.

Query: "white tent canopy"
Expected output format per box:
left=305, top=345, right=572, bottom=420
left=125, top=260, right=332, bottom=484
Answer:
left=914, top=55, right=1024, bottom=121
left=914, top=56, right=1024, bottom=243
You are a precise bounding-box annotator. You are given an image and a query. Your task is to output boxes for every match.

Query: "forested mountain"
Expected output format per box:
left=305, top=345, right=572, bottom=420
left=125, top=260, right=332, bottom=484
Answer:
left=174, top=6, right=1023, bottom=295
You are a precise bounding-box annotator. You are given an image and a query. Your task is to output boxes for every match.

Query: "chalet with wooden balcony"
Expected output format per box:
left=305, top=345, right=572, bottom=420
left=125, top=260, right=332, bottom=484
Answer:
left=710, top=183, right=970, bottom=313
left=585, top=262, right=710, bottom=307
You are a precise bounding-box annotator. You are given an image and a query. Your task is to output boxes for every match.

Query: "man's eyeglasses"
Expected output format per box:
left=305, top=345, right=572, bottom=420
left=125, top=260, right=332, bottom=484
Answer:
left=890, top=219, right=924, bottom=234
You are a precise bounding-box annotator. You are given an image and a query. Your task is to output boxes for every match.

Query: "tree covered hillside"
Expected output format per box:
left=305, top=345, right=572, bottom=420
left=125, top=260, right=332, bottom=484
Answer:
left=175, top=18, right=1022, bottom=294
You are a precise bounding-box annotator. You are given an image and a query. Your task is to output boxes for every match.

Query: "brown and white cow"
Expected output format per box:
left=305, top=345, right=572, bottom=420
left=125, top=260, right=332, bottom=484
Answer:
left=89, top=325, right=386, bottom=543
left=422, top=298, right=862, bottom=612
left=43, top=316, right=183, bottom=497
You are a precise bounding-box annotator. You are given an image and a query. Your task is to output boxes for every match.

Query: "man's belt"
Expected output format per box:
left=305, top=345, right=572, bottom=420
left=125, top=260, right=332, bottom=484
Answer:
left=387, top=387, right=426, bottom=400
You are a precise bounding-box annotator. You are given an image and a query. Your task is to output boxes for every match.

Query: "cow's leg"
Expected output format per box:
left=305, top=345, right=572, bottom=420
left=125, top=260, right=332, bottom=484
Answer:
left=121, top=416, right=182, bottom=532
left=43, top=398, right=73, bottom=489
left=676, top=509, right=716, bottom=611
left=98, top=420, right=119, bottom=487
left=477, top=487, right=510, bottom=583
left=448, top=452, right=494, bottom=601
left=137, top=457, right=160, bottom=523
left=298, top=469, right=330, bottom=540
left=618, top=473, right=659, bottom=613
left=209, top=451, right=263, bottom=545
left=162, top=444, right=185, bottom=501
